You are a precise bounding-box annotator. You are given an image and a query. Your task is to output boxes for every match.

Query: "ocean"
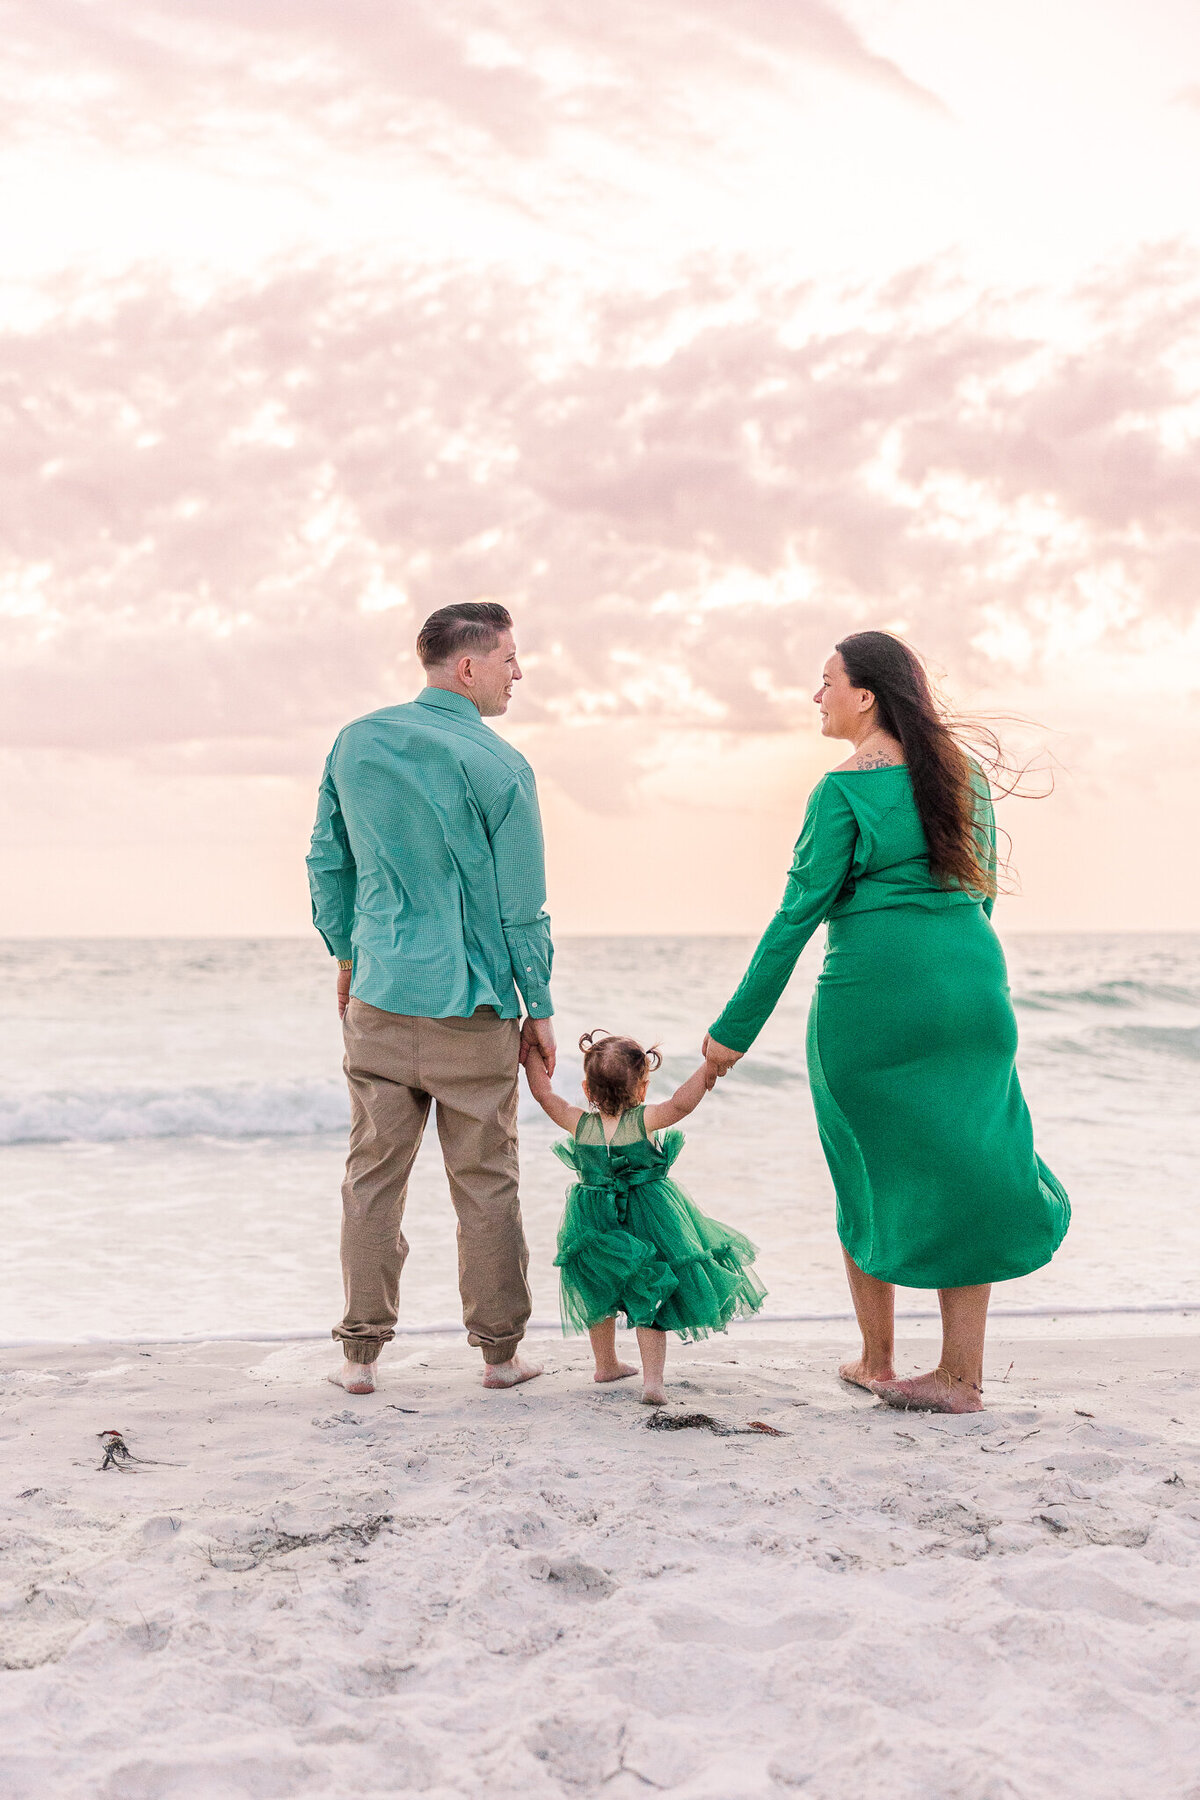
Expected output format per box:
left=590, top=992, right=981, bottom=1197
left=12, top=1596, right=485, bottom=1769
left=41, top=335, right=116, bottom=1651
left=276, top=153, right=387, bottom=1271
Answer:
left=2, top=933, right=1198, bottom=1346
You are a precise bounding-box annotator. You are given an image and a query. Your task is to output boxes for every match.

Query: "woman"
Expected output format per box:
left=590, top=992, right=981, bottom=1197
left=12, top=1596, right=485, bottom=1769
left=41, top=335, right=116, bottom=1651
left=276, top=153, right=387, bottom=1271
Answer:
left=703, top=632, right=1069, bottom=1413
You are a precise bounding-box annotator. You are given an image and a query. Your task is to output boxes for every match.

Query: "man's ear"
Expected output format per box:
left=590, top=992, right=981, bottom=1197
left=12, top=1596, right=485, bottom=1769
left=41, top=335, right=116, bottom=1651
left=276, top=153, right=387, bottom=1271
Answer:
left=455, top=653, right=475, bottom=687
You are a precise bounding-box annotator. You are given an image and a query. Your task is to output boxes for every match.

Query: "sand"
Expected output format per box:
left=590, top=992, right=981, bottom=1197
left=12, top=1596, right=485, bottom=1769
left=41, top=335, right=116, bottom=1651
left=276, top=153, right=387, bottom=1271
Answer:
left=2, top=1328, right=1199, bottom=1800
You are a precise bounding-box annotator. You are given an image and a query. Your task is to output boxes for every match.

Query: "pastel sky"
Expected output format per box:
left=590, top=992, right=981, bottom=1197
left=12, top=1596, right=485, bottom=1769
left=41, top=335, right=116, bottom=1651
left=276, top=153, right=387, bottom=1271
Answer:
left=3, top=0, right=1200, bottom=936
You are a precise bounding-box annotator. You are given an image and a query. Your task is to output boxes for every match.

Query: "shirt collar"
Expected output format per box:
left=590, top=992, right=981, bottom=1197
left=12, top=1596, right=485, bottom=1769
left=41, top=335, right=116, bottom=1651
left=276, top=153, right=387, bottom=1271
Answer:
left=415, top=687, right=484, bottom=722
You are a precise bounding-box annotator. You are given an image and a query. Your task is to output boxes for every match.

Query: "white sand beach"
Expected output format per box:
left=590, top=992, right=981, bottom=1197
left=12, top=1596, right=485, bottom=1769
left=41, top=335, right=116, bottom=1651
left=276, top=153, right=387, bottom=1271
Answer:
left=2, top=1328, right=1199, bottom=1800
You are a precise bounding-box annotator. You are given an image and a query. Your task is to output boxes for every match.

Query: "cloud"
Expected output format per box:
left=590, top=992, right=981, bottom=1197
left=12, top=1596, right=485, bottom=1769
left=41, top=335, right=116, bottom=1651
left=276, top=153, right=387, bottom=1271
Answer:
left=1, top=249, right=1198, bottom=766
left=650, top=0, right=949, bottom=112
left=0, top=0, right=945, bottom=170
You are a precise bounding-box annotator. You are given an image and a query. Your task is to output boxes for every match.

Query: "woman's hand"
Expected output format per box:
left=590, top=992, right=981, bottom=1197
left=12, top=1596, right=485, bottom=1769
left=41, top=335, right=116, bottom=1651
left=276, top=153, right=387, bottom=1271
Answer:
left=702, top=1034, right=744, bottom=1089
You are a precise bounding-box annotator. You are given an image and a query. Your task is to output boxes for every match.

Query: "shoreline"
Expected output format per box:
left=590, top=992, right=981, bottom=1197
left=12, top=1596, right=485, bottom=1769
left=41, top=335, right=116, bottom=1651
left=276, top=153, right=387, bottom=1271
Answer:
left=4, top=1300, right=1200, bottom=1352
left=3, top=1328, right=1199, bottom=1798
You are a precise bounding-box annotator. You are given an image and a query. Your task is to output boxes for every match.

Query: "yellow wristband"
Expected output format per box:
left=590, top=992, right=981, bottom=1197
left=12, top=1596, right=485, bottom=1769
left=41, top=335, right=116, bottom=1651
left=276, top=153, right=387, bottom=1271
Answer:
left=337, top=959, right=353, bottom=970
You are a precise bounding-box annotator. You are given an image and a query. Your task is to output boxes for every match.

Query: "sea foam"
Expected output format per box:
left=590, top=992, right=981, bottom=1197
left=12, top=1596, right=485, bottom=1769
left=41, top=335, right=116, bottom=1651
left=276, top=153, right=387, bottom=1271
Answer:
left=0, top=1079, right=351, bottom=1145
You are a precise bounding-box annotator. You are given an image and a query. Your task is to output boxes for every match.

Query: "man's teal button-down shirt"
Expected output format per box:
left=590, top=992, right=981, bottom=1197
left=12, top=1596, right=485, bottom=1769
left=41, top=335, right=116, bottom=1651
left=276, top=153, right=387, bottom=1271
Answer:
left=307, top=688, right=554, bottom=1020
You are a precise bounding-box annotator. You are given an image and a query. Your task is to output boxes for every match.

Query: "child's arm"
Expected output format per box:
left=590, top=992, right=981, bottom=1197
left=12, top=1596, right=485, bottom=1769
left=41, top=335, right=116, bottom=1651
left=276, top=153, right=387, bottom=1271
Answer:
left=643, top=1064, right=711, bottom=1133
left=524, top=1044, right=585, bottom=1133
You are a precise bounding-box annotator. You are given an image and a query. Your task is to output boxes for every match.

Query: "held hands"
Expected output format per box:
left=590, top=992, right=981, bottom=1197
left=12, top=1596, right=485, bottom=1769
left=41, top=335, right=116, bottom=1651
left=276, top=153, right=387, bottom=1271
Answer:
left=520, top=1014, right=557, bottom=1078
left=701, top=1032, right=743, bottom=1090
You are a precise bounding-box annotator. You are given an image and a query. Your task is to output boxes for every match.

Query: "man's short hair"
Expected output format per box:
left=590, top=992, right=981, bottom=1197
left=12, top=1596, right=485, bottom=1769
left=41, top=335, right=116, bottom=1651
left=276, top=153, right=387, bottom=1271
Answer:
left=416, top=602, right=513, bottom=669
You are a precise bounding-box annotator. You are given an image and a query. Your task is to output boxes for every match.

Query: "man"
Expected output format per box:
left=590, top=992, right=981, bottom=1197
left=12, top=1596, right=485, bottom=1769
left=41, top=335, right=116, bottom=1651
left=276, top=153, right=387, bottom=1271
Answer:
left=307, top=601, right=555, bottom=1394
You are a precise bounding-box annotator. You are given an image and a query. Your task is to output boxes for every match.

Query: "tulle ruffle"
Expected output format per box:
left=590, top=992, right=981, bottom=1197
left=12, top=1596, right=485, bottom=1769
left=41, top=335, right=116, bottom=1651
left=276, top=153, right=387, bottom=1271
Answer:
left=554, top=1174, right=766, bottom=1342
left=554, top=1222, right=679, bottom=1334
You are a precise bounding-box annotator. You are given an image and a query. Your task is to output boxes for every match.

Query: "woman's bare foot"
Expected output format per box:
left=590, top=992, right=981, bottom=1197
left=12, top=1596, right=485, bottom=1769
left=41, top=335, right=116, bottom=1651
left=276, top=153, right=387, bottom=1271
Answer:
left=594, top=1362, right=638, bottom=1384
left=328, top=1360, right=376, bottom=1395
left=482, top=1355, right=543, bottom=1389
left=639, top=1383, right=667, bottom=1406
left=839, top=1357, right=895, bottom=1392
left=872, top=1368, right=983, bottom=1414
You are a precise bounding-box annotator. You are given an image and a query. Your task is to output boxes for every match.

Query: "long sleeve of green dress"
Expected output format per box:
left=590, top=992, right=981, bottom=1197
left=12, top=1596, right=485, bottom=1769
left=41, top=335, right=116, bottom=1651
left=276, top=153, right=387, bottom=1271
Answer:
left=710, top=777, right=859, bottom=1054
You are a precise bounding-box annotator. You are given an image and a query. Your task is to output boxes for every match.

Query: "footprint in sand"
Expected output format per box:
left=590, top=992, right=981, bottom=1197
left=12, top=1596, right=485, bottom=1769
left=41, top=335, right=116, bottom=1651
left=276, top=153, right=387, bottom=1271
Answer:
left=653, top=1604, right=849, bottom=1648
left=526, top=1554, right=618, bottom=1601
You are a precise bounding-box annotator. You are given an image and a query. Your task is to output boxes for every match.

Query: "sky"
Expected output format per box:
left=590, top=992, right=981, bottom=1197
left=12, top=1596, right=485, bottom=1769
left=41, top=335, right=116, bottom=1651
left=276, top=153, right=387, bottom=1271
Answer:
left=2, top=0, right=1199, bottom=936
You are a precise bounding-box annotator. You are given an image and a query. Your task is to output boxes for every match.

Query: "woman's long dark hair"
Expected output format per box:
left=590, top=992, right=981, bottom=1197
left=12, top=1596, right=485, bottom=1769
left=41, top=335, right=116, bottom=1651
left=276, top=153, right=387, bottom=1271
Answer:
left=835, top=631, right=1000, bottom=897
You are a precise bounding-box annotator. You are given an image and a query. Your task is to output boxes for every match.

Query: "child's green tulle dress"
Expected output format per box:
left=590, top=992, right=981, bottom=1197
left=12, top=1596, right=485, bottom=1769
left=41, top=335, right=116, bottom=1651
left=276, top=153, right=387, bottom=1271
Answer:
left=552, top=1105, right=767, bottom=1340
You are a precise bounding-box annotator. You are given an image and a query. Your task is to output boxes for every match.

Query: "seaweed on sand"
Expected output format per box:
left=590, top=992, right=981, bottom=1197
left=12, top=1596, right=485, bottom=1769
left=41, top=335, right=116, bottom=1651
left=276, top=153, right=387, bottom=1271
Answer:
left=97, top=1428, right=178, bottom=1471
left=644, top=1412, right=786, bottom=1437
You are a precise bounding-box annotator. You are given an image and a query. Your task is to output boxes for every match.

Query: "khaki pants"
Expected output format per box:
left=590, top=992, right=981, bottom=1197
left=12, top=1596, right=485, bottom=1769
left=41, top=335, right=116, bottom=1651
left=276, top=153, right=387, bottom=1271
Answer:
left=335, top=1000, right=530, bottom=1366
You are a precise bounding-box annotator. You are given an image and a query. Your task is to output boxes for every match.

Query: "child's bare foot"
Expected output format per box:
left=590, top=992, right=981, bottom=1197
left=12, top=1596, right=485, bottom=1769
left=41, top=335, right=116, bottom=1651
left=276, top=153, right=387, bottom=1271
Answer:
left=482, top=1355, right=543, bottom=1389
left=634, top=1326, right=667, bottom=1406
left=872, top=1368, right=983, bottom=1414
left=839, top=1357, right=895, bottom=1392
left=328, top=1360, right=376, bottom=1395
left=594, top=1362, right=638, bottom=1384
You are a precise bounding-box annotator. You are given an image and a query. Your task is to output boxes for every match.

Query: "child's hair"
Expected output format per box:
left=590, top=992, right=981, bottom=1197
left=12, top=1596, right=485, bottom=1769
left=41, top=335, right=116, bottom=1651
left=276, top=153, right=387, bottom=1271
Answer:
left=579, top=1030, right=662, bottom=1116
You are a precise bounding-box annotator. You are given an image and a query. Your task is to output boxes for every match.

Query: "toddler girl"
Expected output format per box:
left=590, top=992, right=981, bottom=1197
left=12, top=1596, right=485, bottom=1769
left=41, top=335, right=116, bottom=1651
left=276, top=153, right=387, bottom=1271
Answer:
left=525, top=1030, right=766, bottom=1404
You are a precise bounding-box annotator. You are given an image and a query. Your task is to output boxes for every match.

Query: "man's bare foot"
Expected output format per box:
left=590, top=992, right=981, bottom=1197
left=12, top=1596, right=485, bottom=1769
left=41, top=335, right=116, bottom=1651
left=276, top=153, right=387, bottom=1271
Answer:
left=482, top=1355, right=543, bottom=1389
left=639, top=1384, right=667, bottom=1406
left=328, top=1360, right=376, bottom=1395
left=594, top=1362, right=638, bottom=1384
left=839, top=1357, right=895, bottom=1393
left=872, top=1368, right=983, bottom=1415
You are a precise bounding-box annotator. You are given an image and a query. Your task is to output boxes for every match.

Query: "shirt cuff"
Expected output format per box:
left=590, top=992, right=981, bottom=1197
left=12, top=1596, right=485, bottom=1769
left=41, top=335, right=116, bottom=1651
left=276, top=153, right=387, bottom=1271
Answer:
left=505, top=920, right=554, bottom=1018
left=317, top=928, right=353, bottom=961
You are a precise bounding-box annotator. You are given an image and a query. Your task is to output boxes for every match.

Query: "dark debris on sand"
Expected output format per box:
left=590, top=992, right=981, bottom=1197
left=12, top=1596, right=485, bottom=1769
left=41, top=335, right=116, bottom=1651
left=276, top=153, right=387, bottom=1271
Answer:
left=97, top=1428, right=179, bottom=1472
left=644, top=1412, right=787, bottom=1437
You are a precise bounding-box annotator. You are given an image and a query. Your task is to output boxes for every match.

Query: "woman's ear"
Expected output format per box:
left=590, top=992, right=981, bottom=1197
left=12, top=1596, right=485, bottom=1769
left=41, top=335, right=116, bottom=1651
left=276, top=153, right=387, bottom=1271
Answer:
left=858, top=687, right=876, bottom=716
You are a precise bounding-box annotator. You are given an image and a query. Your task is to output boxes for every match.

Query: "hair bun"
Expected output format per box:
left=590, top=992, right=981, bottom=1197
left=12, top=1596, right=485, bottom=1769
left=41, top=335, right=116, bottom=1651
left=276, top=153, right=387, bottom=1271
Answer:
left=578, top=1031, right=658, bottom=1116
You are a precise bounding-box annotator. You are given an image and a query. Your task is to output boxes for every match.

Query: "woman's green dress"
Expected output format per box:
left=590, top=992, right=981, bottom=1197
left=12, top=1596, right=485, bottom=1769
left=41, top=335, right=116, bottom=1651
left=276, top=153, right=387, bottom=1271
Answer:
left=709, top=769, right=1069, bottom=1289
left=553, top=1106, right=767, bottom=1339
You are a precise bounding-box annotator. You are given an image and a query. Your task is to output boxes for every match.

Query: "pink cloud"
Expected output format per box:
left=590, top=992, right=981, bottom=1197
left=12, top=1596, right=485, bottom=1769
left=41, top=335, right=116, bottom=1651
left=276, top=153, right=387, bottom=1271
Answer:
left=0, top=0, right=945, bottom=165
left=1, top=251, right=1198, bottom=765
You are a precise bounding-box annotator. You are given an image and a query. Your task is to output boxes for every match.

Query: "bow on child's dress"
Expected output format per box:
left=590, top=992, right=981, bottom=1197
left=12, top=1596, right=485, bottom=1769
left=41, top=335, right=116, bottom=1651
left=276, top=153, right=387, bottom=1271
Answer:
left=578, top=1161, right=662, bottom=1227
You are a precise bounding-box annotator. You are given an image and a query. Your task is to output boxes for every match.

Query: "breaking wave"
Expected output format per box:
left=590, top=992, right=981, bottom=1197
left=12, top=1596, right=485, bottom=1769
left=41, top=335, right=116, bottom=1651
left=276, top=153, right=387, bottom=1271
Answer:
left=1014, top=979, right=1200, bottom=1012
left=0, top=1079, right=352, bottom=1146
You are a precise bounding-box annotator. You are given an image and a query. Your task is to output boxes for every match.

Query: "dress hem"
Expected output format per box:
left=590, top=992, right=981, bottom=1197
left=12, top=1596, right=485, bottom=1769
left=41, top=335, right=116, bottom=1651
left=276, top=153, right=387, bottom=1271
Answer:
left=840, top=1231, right=1070, bottom=1290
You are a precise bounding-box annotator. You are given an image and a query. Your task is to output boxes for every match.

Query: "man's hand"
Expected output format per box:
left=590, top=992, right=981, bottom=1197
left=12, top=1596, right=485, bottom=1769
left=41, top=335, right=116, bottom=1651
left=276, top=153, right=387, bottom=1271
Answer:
left=520, top=1015, right=557, bottom=1077
left=701, top=1032, right=743, bottom=1089
left=337, top=966, right=352, bottom=1020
